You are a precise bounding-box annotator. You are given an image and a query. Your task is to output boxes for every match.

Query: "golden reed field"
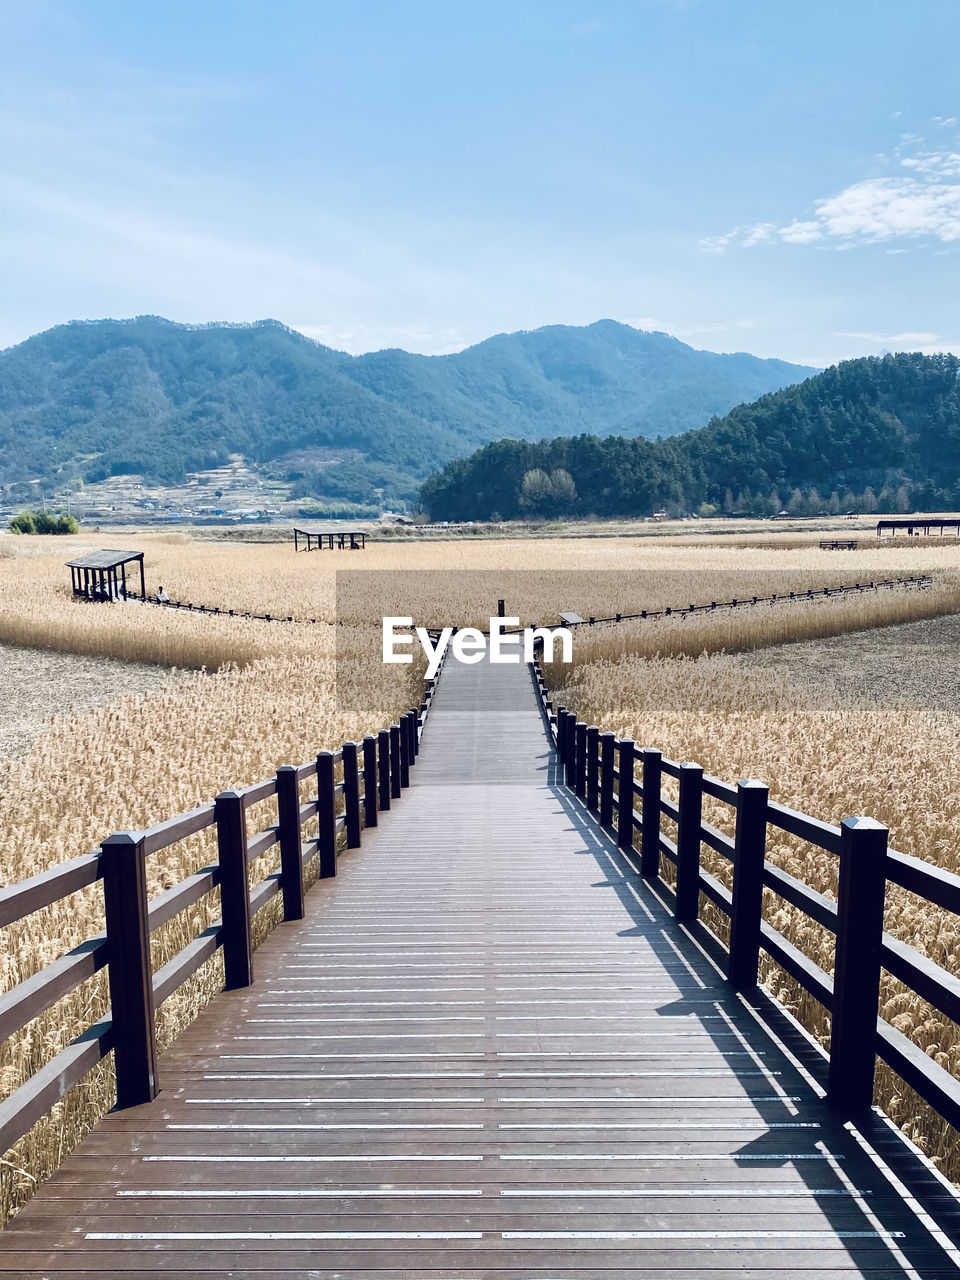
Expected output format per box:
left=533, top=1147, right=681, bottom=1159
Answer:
left=0, top=528, right=959, bottom=1215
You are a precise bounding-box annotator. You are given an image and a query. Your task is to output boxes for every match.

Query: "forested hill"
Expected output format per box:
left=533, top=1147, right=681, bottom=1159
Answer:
left=0, top=317, right=814, bottom=497
left=419, top=353, right=960, bottom=520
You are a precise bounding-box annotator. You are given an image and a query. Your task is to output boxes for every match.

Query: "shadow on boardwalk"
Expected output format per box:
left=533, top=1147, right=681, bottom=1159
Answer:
left=543, top=716, right=960, bottom=1278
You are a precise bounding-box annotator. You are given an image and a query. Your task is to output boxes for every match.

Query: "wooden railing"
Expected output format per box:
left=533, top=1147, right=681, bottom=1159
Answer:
left=125, top=590, right=321, bottom=624
left=543, top=574, right=930, bottom=629
left=532, top=659, right=960, bottom=1124
left=125, top=572, right=931, bottom=635
left=0, top=668, right=441, bottom=1155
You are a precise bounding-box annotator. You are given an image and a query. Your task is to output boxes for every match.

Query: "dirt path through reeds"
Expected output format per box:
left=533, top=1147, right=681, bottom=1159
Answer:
left=741, top=610, right=960, bottom=713
left=0, top=644, right=184, bottom=760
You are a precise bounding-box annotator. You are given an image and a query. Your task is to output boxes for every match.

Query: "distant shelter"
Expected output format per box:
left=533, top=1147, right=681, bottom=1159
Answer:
left=293, top=527, right=366, bottom=551
left=877, top=517, right=960, bottom=538
left=66, top=549, right=145, bottom=601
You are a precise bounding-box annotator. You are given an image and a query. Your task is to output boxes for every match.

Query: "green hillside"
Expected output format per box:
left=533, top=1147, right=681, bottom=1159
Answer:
left=419, top=353, right=960, bottom=520
left=0, top=316, right=815, bottom=504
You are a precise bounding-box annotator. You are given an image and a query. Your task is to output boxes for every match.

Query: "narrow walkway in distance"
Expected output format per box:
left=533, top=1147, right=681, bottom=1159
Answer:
left=2, top=659, right=960, bottom=1277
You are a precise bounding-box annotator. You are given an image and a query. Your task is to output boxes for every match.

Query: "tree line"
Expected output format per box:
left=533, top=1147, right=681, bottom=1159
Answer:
left=419, top=353, right=960, bottom=520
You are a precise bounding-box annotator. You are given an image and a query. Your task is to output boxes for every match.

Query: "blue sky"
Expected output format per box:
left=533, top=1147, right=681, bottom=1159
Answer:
left=1, top=0, right=958, bottom=365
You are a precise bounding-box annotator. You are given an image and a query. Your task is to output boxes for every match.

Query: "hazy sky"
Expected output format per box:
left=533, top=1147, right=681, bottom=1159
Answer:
left=1, top=0, right=958, bottom=365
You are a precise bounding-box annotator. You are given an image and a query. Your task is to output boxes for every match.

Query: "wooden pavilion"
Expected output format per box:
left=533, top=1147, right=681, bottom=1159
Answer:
left=293, top=527, right=366, bottom=551
left=877, top=517, right=960, bottom=538
left=66, top=549, right=145, bottom=602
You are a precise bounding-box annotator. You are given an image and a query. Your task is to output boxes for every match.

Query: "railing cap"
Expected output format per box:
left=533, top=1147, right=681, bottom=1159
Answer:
left=101, top=830, right=144, bottom=847
left=842, top=815, right=889, bottom=834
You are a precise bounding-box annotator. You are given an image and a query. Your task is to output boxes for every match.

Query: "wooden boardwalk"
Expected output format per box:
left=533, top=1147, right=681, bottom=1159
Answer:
left=3, top=658, right=960, bottom=1277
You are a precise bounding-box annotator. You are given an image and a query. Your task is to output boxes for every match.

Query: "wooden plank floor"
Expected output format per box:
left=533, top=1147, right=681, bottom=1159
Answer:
left=3, top=658, right=960, bottom=1277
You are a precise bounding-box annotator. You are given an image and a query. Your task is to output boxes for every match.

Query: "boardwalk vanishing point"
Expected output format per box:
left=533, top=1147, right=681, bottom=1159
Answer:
left=3, top=658, right=960, bottom=1277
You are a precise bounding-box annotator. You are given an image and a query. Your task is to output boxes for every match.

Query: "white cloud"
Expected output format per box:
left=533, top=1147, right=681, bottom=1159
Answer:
left=834, top=330, right=942, bottom=345
left=624, top=315, right=755, bottom=341
left=703, top=131, right=960, bottom=251
left=779, top=220, right=822, bottom=244
left=293, top=322, right=472, bottom=356
left=831, top=329, right=960, bottom=356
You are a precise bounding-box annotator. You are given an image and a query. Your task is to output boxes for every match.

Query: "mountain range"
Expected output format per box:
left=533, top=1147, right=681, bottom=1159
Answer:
left=0, top=316, right=817, bottom=505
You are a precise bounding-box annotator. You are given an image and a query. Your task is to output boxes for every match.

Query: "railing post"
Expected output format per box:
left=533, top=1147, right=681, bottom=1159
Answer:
left=342, top=741, right=362, bottom=849
left=378, top=728, right=391, bottom=810
left=276, top=766, right=305, bottom=921
left=563, top=712, right=576, bottom=788
left=586, top=726, right=599, bottom=812
left=599, top=732, right=615, bottom=828
left=216, top=789, right=254, bottom=988
left=398, top=717, right=411, bottom=789
left=101, top=831, right=158, bottom=1108
left=574, top=722, right=587, bottom=799
left=640, top=748, right=662, bottom=880
left=555, top=705, right=567, bottom=764
left=363, top=735, right=378, bottom=829
left=316, top=751, right=338, bottom=878
left=390, top=724, right=402, bottom=797
left=828, top=816, right=888, bottom=1112
left=675, top=763, right=703, bottom=921
left=727, top=780, right=769, bottom=987
left=408, top=709, right=420, bottom=759
left=617, top=739, right=635, bottom=852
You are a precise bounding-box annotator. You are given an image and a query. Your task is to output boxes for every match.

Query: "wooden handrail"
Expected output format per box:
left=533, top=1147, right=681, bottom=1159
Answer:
left=533, top=654, right=960, bottom=1126
left=0, top=651, right=447, bottom=1159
